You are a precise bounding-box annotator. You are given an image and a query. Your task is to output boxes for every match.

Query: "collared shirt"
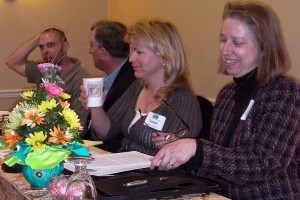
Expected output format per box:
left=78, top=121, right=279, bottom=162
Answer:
left=87, top=58, right=127, bottom=130
left=103, top=58, right=127, bottom=94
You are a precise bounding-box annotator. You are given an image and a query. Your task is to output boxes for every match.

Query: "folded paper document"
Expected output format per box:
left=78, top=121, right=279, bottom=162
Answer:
left=64, top=151, right=152, bottom=176
left=83, top=140, right=103, bottom=147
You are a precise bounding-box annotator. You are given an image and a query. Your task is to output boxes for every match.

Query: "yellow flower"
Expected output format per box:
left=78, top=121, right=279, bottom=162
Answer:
left=25, top=131, right=47, bottom=151
left=3, top=62, right=87, bottom=171
left=60, top=92, right=71, bottom=99
left=49, top=125, right=73, bottom=144
left=38, top=99, right=58, bottom=114
left=21, top=91, right=34, bottom=100
left=60, top=108, right=80, bottom=128
left=21, top=108, right=45, bottom=128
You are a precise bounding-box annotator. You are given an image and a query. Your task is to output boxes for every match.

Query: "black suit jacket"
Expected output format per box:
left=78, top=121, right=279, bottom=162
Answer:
left=102, top=60, right=135, bottom=111
left=83, top=60, right=136, bottom=152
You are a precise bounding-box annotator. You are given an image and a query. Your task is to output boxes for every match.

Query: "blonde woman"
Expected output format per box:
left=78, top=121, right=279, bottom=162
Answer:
left=80, top=19, right=202, bottom=155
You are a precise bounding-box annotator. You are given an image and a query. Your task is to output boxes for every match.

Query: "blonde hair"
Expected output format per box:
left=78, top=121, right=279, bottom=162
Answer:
left=126, top=19, right=190, bottom=101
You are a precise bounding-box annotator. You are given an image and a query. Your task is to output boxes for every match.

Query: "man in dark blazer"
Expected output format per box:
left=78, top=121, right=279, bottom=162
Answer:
left=83, top=20, right=136, bottom=152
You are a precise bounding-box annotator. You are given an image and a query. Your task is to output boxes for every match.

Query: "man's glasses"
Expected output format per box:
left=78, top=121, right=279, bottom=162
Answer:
left=142, top=100, right=190, bottom=141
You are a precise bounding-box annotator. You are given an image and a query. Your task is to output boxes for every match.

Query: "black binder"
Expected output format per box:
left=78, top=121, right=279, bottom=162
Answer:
left=92, top=169, right=220, bottom=200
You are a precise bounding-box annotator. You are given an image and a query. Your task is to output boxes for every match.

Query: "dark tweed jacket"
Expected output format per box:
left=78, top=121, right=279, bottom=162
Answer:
left=104, top=80, right=202, bottom=156
left=194, top=76, right=300, bottom=200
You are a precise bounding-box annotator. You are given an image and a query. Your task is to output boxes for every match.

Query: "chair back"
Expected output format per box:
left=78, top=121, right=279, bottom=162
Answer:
left=196, top=95, right=213, bottom=140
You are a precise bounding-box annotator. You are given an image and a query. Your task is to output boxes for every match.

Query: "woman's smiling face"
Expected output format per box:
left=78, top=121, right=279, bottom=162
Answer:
left=129, top=39, right=164, bottom=81
left=220, top=18, right=259, bottom=78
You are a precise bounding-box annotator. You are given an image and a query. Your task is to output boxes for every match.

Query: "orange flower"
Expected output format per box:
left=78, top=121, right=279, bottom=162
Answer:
left=49, top=125, right=73, bottom=144
left=4, top=131, right=22, bottom=147
left=59, top=101, right=70, bottom=109
left=21, top=108, right=45, bottom=128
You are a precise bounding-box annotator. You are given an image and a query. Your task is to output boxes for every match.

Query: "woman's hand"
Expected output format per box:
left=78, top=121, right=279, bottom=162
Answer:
left=150, top=138, right=197, bottom=171
left=80, top=85, right=89, bottom=109
left=151, top=132, right=177, bottom=148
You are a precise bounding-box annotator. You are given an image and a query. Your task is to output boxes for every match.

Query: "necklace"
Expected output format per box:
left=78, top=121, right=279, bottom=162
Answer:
left=143, top=99, right=154, bottom=113
left=140, top=88, right=156, bottom=113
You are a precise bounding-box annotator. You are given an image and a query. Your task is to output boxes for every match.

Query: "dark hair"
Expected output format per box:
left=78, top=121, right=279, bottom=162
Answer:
left=222, top=1, right=290, bottom=85
left=91, top=20, right=129, bottom=58
left=42, top=27, right=67, bottom=43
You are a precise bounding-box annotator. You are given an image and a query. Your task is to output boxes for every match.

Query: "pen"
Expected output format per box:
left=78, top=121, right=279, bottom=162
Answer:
left=123, top=177, right=168, bottom=187
left=123, top=179, right=148, bottom=187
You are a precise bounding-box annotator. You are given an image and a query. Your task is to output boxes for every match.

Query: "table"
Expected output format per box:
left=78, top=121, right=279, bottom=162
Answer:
left=0, top=147, right=230, bottom=200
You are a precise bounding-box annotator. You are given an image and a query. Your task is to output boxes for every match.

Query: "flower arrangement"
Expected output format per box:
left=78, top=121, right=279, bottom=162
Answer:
left=3, top=63, right=89, bottom=170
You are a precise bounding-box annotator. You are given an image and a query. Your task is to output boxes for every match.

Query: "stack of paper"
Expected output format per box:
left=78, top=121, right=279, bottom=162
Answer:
left=64, top=151, right=152, bottom=176
left=0, top=148, right=10, bottom=160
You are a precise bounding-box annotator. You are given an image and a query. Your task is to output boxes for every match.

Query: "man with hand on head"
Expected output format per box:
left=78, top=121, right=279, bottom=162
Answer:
left=5, top=27, right=90, bottom=127
left=82, top=20, right=136, bottom=152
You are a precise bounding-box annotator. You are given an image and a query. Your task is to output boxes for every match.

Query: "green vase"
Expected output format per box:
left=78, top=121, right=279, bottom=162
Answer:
left=22, top=162, right=64, bottom=188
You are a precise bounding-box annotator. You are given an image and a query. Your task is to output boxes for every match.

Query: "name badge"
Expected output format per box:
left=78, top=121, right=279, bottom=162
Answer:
left=144, top=112, right=166, bottom=131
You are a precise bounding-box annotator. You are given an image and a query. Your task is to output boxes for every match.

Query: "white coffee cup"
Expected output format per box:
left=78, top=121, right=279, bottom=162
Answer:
left=82, top=77, right=104, bottom=107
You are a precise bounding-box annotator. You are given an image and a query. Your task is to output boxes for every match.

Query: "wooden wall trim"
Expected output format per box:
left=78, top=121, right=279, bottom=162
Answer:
left=0, top=89, right=22, bottom=99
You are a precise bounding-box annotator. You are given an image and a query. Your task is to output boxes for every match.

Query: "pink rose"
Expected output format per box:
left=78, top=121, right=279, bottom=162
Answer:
left=37, top=63, right=56, bottom=73
left=45, top=83, right=64, bottom=97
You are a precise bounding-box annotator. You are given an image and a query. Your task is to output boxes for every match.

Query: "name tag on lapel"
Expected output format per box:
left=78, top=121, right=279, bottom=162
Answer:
left=144, top=112, right=166, bottom=131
